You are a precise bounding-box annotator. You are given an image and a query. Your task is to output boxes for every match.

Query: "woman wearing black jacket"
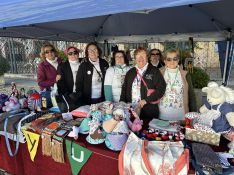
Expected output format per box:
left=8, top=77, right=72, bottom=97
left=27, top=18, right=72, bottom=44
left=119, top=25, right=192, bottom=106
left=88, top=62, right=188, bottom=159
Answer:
left=120, top=47, right=166, bottom=128
left=57, top=46, right=80, bottom=95
left=76, top=42, right=109, bottom=105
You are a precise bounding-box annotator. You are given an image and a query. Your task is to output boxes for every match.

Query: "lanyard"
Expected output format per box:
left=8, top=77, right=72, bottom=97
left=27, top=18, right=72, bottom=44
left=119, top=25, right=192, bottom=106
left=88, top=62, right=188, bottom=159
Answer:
left=91, top=63, right=103, bottom=80
left=166, top=68, right=179, bottom=89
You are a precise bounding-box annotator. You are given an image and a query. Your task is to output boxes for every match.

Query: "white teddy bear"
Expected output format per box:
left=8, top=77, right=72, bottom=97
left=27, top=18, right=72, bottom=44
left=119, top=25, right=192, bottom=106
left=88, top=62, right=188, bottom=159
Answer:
left=186, top=82, right=234, bottom=133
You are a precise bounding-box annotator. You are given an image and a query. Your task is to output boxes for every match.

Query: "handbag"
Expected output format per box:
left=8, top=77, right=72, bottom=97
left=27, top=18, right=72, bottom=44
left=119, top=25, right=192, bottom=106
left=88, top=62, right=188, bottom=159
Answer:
left=55, top=93, right=81, bottom=113
left=0, top=110, right=37, bottom=156
left=192, top=142, right=223, bottom=174
left=136, top=68, right=160, bottom=104
left=119, top=132, right=189, bottom=175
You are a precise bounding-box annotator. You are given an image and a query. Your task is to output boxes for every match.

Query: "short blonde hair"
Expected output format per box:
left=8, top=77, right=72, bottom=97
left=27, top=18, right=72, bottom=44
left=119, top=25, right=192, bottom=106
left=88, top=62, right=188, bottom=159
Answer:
left=40, top=43, right=58, bottom=60
left=163, top=49, right=179, bottom=60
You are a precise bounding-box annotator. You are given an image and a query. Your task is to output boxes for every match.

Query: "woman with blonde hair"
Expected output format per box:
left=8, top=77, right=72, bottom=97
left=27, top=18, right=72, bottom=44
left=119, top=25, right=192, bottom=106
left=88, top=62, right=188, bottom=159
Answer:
left=37, top=43, right=62, bottom=90
left=37, top=43, right=62, bottom=107
left=159, top=49, right=197, bottom=121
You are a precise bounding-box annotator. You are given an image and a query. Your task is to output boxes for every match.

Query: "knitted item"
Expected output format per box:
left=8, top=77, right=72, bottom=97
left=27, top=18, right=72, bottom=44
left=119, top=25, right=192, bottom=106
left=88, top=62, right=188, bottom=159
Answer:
left=51, top=135, right=64, bottom=163
left=41, top=131, right=52, bottom=156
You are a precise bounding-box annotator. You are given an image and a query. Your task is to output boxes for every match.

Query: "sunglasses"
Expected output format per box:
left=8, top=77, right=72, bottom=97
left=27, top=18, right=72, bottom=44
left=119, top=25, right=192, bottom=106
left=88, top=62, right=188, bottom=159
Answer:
left=68, top=51, right=79, bottom=56
left=151, top=53, right=160, bottom=56
left=44, top=49, right=55, bottom=54
left=166, top=57, right=179, bottom=62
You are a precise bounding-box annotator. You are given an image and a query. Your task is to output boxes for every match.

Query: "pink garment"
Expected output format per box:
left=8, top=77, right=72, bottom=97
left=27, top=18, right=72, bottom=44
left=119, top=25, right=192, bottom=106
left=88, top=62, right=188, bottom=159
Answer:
left=37, top=58, right=62, bottom=90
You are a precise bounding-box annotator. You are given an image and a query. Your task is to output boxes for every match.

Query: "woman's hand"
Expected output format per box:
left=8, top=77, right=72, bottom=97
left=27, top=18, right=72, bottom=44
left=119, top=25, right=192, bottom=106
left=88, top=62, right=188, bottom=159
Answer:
left=139, top=100, right=147, bottom=108
left=56, top=75, right=61, bottom=82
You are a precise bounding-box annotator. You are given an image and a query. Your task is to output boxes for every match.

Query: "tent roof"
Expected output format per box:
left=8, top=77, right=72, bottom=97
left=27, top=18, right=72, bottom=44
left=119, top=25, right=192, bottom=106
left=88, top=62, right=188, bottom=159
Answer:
left=0, top=0, right=233, bottom=42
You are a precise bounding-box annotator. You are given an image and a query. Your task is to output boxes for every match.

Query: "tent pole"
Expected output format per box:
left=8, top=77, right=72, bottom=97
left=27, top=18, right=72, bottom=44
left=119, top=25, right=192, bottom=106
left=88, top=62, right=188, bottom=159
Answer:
left=226, top=41, right=234, bottom=85
left=222, top=31, right=232, bottom=85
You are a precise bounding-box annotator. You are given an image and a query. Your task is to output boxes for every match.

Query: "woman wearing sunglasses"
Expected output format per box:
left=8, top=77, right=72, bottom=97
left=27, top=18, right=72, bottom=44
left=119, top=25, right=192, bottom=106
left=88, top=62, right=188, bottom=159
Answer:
left=76, top=42, right=109, bottom=105
left=37, top=43, right=62, bottom=91
left=159, top=49, right=197, bottom=121
left=148, top=49, right=164, bottom=68
left=104, top=50, right=131, bottom=102
left=57, top=46, right=80, bottom=95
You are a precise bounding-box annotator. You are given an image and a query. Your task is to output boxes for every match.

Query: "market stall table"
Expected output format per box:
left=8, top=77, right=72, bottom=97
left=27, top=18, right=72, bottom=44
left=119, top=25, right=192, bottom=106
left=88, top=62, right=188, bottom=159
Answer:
left=0, top=134, right=119, bottom=175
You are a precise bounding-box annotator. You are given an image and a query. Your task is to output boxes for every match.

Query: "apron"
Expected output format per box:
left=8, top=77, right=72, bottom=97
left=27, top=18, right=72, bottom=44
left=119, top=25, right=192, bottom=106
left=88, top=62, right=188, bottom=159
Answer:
left=112, top=68, right=126, bottom=102
left=197, top=104, right=222, bottom=127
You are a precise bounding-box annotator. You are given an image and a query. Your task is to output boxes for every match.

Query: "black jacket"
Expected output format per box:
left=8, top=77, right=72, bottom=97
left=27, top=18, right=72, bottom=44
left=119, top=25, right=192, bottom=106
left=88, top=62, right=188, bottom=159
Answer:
left=57, top=61, right=77, bottom=95
left=76, top=58, right=109, bottom=105
left=120, top=64, right=166, bottom=121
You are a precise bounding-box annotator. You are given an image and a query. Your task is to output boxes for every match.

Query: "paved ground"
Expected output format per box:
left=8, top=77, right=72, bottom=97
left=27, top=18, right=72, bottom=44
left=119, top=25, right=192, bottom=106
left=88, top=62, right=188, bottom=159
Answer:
left=0, top=77, right=38, bottom=95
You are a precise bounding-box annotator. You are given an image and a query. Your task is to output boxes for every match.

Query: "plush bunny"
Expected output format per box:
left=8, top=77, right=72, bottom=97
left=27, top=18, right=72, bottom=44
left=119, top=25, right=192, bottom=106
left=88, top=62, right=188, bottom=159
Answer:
left=186, top=82, right=234, bottom=133
left=128, top=118, right=143, bottom=132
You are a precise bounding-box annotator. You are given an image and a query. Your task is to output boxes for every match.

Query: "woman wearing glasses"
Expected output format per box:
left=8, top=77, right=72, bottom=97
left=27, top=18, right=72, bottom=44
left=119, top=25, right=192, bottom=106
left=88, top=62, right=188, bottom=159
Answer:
left=104, top=50, right=131, bottom=102
left=76, top=42, right=109, bottom=105
left=149, top=49, right=164, bottom=68
left=37, top=43, right=62, bottom=91
left=159, top=49, right=197, bottom=121
left=57, top=46, right=80, bottom=95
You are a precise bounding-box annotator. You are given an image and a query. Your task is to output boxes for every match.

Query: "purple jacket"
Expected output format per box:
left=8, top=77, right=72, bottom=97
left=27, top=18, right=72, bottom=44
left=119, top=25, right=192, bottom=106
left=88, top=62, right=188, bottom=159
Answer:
left=37, top=58, right=62, bottom=90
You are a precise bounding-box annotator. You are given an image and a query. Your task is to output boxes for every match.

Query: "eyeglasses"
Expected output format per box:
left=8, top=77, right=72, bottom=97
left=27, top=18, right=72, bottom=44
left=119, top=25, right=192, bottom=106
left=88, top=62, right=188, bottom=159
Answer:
left=166, top=57, right=179, bottom=62
left=115, top=55, right=124, bottom=58
left=68, top=51, right=79, bottom=56
left=151, top=53, right=160, bottom=56
left=88, top=48, right=98, bottom=53
left=44, top=49, right=55, bottom=54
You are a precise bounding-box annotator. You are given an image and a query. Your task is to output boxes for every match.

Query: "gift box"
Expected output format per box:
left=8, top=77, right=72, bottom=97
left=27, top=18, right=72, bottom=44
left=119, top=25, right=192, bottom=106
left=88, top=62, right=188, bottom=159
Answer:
left=185, top=127, right=221, bottom=146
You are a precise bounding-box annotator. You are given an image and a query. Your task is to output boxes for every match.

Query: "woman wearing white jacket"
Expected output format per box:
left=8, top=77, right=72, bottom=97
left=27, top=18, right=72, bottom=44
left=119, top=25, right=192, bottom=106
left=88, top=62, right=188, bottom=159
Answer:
left=104, top=51, right=131, bottom=102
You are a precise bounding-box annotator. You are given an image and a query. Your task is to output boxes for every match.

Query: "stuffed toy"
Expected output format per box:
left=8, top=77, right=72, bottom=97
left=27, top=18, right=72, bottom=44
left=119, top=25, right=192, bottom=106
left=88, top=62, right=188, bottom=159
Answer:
left=0, top=93, right=8, bottom=112
left=2, top=96, right=20, bottom=112
left=86, top=111, right=105, bottom=144
left=186, top=82, right=234, bottom=133
left=102, top=108, right=126, bottom=133
left=128, top=118, right=143, bottom=132
left=18, top=88, right=28, bottom=109
left=11, top=82, right=19, bottom=98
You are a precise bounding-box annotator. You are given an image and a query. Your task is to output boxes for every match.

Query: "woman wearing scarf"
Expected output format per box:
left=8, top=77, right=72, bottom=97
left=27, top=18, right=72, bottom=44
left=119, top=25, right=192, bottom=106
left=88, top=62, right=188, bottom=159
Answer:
left=37, top=43, right=62, bottom=107
left=120, top=47, right=166, bottom=128
left=104, top=50, right=131, bottom=102
left=57, top=46, right=80, bottom=95
left=37, top=43, right=62, bottom=90
left=159, top=49, right=197, bottom=121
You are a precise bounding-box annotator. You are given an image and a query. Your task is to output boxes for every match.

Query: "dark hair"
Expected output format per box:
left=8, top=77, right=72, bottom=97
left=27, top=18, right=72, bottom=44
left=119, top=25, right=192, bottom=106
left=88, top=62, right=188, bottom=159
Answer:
left=111, top=50, right=129, bottom=66
left=148, top=49, right=163, bottom=63
left=148, top=49, right=162, bottom=58
left=85, top=42, right=102, bottom=58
